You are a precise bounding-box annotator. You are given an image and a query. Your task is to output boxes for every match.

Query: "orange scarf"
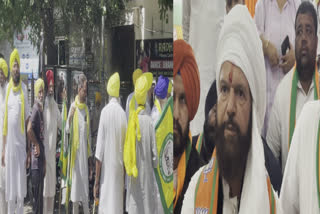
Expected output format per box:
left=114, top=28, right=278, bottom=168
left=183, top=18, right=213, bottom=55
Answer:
left=194, top=148, right=276, bottom=214
left=246, top=0, right=258, bottom=17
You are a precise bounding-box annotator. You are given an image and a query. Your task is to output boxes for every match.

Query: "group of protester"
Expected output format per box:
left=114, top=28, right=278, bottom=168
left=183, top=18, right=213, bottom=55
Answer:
left=0, top=45, right=173, bottom=214
left=0, top=49, right=62, bottom=214
left=174, top=0, right=320, bottom=213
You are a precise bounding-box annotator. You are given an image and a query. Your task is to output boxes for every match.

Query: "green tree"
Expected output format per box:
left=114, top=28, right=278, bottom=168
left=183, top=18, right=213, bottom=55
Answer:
left=158, top=0, right=173, bottom=23
left=0, top=0, right=171, bottom=65
left=0, top=0, right=124, bottom=64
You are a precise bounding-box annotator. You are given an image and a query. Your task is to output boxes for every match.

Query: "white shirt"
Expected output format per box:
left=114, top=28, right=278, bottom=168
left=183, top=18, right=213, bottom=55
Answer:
left=151, top=105, right=160, bottom=128
left=267, top=69, right=319, bottom=173
left=5, top=82, right=30, bottom=201
left=280, top=100, right=320, bottom=214
left=127, top=110, right=158, bottom=214
left=0, top=83, right=7, bottom=190
left=43, top=97, right=62, bottom=197
left=95, top=98, right=127, bottom=214
left=66, top=101, right=92, bottom=202
left=183, top=0, right=225, bottom=135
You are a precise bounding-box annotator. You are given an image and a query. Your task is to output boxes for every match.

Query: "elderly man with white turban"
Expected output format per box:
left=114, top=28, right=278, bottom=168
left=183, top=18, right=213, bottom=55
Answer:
left=93, top=72, right=127, bottom=213
left=27, top=78, right=46, bottom=214
left=42, top=70, right=62, bottom=214
left=1, top=49, right=30, bottom=214
left=181, top=5, right=282, bottom=214
left=124, top=73, right=158, bottom=214
left=0, top=58, right=8, bottom=213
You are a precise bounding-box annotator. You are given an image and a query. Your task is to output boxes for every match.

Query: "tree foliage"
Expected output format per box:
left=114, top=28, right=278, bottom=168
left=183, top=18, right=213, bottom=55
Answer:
left=0, top=0, right=171, bottom=57
left=158, top=0, right=173, bottom=23
left=0, top=0, right=125, bottom=51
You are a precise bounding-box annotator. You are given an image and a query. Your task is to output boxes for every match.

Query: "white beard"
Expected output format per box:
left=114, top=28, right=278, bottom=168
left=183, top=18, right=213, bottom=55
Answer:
left=46, top=95, right=55, bottom=110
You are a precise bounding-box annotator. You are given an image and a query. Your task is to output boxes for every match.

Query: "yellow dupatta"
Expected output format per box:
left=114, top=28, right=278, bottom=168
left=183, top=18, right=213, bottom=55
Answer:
left=70, top=95, right=91, bottom=177
left=123, top=105, right=144, bottom=178
left=3, top=78, right=25, bottom=135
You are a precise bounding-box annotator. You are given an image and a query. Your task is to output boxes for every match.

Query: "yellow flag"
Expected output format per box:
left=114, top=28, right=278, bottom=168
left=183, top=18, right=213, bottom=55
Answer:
left=154, top=96, right=173, bottom=213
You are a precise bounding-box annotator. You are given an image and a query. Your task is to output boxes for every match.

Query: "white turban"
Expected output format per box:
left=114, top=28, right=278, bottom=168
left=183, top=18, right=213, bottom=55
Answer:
left=216, top=5, right=266, bottom=133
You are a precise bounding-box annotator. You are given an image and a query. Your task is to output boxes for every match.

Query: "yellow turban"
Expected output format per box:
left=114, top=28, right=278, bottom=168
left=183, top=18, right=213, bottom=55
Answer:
left=34, top=78, right=44, bottom=98
left=135, top=75, right=149, bottom=105
left=124, top=74, right=150, bottom=178
left=107, top=72, right=120, bottom=97
left=168, top=80, right=172, bottom=94
left=0, top=58, right=8, bottom=78
left=142, top=72, right=153, bottom=90
left=10, top=48, right=20, bottom=72
left=95, top=92, right=102, bottom=104
left=132, top=68, right=142, bottom=86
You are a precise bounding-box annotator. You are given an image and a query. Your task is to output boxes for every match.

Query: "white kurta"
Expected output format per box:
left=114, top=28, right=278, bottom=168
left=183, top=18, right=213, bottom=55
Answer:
left=181, top=111, right=282, bottom=214
left=95, top=98, right=127, bottom=214
left=183, top=0, right=225, bottom=135
left=267, top=69, right=319, bottom=173
left=127, top=110, right=158, bottom=214
left=280, top=100, right=320, bottom=214
left=151, top=104, right=160, bottom=128
left=66, top=102, right=91, bottom=202
left=43, top=97, right=62, bottom=197
left=5, top=83, right=29, bottom=201
left=0, top=84, right=7, bottom=191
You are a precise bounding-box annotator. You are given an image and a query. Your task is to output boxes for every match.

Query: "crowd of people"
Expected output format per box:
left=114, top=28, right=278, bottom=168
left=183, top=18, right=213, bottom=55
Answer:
left=0, top=46, right=173, bottom=213
left=3, top=0, right=320, bottom=213
left=174, top=0, right=320, bottom=213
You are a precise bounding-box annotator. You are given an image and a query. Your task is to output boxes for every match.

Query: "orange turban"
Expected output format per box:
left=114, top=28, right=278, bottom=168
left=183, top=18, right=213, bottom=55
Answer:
left=173, top=39, right=200, bottom=121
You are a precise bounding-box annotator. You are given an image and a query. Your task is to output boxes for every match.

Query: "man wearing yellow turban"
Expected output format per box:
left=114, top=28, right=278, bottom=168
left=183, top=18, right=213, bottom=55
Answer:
left=124, top=75, right=158, bottom=214
left=65, top=74, right=92, bottom=213
left=1, top=48, right=30, bottom=214
left=127, top=72, right=154, bottom=121
left=93, top=72, right=127, bottom=213
left=27, top=78, right=46, bottom=214
left=125, top=68, right=143, bottom=119
left=43, top=70, right=63, bottom=214
left=0, top=57, right=8, bottom=213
